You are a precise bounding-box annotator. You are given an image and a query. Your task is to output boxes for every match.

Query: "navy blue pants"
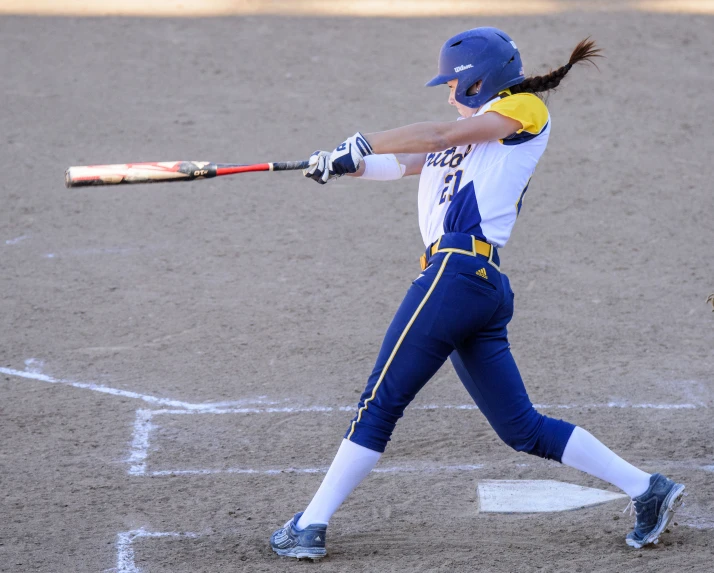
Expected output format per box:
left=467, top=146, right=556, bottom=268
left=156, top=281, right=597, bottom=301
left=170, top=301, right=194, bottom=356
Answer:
left=345, top=235, right=574, bottom=460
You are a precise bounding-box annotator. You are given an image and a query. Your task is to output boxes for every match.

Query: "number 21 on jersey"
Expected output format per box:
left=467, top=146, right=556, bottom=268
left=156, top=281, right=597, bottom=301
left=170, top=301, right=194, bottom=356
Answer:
left=439, top=170, right=464, bottom=205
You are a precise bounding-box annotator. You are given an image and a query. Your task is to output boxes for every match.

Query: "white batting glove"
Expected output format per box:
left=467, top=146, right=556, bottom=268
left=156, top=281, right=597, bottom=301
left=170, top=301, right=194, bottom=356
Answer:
left=303, top=150, right=337, bottom=185
left=329, top=132, right=374, bottom=176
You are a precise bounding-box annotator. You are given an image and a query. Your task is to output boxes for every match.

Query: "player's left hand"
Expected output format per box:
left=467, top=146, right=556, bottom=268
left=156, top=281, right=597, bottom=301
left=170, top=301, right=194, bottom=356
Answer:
left=329, top=132, right=374, bottom=176
left=303, top=150, right=336, bottom=185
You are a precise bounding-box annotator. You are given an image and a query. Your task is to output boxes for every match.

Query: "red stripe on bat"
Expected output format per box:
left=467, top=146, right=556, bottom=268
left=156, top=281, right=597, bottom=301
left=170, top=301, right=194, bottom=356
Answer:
left=71, top=175, right=107, bottom=181
left=216, top=164, right=270, bottom=175
left=123, top=163, right=182, bottom=172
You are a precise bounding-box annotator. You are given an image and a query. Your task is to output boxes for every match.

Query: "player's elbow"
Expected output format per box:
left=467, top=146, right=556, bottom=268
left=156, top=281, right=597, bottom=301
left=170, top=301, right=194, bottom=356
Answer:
left=429, top=125, right=453, bottom=151
left=433, top=122, right=478, bottom=150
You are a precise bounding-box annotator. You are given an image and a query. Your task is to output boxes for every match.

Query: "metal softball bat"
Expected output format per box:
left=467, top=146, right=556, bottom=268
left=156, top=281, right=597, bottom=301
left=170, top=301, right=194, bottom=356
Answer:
left=64, top=160, right=310, bottom=188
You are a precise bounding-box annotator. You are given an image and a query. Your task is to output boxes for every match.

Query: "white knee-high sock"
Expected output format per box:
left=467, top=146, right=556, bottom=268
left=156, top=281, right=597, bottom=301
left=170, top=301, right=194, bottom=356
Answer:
left=561, top=426, right=652, bottom=499
left=296, top=439, right=381, bottom=529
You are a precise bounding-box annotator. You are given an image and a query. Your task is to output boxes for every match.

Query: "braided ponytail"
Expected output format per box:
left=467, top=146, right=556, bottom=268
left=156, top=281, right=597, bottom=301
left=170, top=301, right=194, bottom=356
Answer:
left=510, top=38, right=602, bottom=95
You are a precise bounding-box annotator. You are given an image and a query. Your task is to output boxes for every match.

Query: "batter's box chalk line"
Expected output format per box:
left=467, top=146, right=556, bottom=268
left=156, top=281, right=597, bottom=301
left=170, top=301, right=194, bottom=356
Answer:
left=2, top=361, right=707, bottom=414
left=113, top=528, right=200, bottom=573
left=111, top=498, right=712, bottom=573
left=0, top=363, right=280, bottom=411
left=128, top=407, right=714, bottom=478
left=2, top=361, right=711, bottom=476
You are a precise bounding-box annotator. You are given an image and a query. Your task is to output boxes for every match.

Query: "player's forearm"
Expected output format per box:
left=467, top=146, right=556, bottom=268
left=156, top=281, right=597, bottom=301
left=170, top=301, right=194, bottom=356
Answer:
left=365, top=122, right=452, bottom=154
left=364, top=114, right=522, bottom=154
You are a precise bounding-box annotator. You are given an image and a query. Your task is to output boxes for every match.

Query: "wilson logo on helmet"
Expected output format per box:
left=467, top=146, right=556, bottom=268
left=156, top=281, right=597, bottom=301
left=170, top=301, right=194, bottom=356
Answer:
left=454, top=64, right=473, bottom=73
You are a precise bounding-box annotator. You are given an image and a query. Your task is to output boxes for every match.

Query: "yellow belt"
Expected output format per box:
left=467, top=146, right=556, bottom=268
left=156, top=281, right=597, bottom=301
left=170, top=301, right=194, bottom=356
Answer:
left=420, top=236, right=495, bottom=271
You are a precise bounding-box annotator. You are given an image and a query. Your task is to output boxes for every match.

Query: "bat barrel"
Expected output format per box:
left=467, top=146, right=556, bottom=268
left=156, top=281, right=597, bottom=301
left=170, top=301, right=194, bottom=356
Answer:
left=64, top=160, right=309, bottom=187
left=64, top=162, right=218, bottom=187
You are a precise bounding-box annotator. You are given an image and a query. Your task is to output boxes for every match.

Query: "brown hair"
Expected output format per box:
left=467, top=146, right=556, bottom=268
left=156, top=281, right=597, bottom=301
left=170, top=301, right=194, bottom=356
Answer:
left=510, top=38, right=603, bottom=95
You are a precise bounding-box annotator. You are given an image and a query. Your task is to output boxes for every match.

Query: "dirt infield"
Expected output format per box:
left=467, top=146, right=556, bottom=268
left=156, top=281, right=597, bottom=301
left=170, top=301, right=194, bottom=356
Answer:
left=3, top=0, right=714, bottom=17
left=1, top=9, right=713, bottom=573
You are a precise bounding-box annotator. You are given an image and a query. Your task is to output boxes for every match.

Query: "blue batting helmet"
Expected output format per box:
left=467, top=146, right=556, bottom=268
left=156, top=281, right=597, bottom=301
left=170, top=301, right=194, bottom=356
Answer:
left=426, top=27, right=525, bottom=109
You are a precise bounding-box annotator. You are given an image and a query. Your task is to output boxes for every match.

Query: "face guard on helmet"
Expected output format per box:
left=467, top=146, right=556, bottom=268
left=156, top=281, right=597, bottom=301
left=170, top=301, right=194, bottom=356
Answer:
left=426, top=27, right=525, bottom=109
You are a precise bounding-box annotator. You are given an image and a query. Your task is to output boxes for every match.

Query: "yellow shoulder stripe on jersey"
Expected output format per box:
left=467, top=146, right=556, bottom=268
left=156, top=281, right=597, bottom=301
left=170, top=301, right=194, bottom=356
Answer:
left=346, top=253, right=453, bottom=442
left=486, top=93, right=549, bottom=135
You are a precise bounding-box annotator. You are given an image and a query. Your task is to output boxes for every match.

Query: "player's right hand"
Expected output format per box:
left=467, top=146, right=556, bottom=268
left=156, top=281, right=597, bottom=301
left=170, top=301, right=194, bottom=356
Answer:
left=329, top=132, right=374, bottom=176
left=303, top=150, right=336, bottom=185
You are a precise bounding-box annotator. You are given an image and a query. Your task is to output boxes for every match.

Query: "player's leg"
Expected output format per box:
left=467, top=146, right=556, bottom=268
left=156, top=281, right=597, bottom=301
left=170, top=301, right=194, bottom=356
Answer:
left=453, top=345, right=684, bottom=547
left=274, top=253, right=502, bottom=552
left=452, top=346, right=652, bottom=491
left=452, top=272, right=684, bottom=547
left=561, top=427, right=685, bottom=548
left=294, top=289, right=449, bottom=530
left=296, top=255, right=491, bottom=528
left=451, top=334, right=575, bottom=463
left=271, top=256, right=461, bottom=557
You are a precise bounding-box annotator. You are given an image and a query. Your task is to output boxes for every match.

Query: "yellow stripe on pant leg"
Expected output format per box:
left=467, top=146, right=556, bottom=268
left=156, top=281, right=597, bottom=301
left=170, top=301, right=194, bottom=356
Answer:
left=347, top=253, right=453, bottom=441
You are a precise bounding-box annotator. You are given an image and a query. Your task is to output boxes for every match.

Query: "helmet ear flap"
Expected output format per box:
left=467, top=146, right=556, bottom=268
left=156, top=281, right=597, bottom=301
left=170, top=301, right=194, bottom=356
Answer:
left=466, top=80, right=482, bottom=97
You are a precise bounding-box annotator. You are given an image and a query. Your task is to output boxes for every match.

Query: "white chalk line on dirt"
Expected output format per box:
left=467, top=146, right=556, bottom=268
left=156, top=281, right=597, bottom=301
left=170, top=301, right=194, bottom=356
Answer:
left=23, top=358, right=44, bottom=374
left=0, top=366, right=272, bottom=411
left=5, top=364, right=704, bottom=414
left=676, top=515, right=714, bottom=530
left=112, top=512, right=712, bottom=573
left=128, top=410, right=155, bottom=476
left=128, top=408, right=714, bottom=478
left=114, top=528, right=199, bottom=573
left=150, top=464, right=485, bottom=477
left=124, top=408, right=476, bottom=477
left=111, top=510, right=712, bottom=573
left=5, top=234, right=28, bottom=245
left=3, top=361, right=709, bottom=478
left=111, top=495, right=712, bottom=572
left=111, top=501, right=711, bottom=573
left=146, top=402, right=702, bottom=416
left=125, top=403, right=701, bottom=475
left=144, top=461, right=714, bottom=479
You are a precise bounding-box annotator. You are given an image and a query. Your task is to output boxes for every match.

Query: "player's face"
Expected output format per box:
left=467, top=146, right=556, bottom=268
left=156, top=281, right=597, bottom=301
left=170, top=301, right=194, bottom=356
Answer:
left=447, top=79, right=479, bottom=118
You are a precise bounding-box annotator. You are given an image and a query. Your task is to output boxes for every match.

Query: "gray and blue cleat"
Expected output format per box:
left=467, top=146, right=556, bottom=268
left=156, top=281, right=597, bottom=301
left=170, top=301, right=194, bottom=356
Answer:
left=270, top=512, right=327, bottom=560
left=625, top=473, right=685, bottom=549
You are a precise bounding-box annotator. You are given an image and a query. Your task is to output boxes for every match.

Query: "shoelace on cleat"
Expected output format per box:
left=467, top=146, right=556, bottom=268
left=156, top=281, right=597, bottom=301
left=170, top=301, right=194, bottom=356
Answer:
left=623, top=500, right=635, bottom=517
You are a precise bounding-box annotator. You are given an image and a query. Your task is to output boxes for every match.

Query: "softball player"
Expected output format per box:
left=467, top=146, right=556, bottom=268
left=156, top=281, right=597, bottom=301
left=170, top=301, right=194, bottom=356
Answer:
left=270, top=28, right=685, bottom=559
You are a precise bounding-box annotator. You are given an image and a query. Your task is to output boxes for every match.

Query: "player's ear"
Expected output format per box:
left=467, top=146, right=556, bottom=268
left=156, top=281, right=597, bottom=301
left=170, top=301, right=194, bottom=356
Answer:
left=466, top=80, right=482, bottom=96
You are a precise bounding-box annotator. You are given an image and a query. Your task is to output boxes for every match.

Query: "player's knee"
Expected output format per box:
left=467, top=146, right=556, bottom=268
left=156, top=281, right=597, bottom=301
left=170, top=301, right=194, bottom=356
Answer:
left=495, top=411, right=575, bottom=462
left=498, top=426, right=539, bottom=455
left=344, top=402, right=402, bottom=454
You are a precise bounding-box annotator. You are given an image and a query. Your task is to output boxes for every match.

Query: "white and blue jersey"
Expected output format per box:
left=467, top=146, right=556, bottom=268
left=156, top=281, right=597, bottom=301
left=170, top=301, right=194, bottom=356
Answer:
left=417, top=91, right=551, bottom=248
left=345, top=89, right=575, bottom=462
